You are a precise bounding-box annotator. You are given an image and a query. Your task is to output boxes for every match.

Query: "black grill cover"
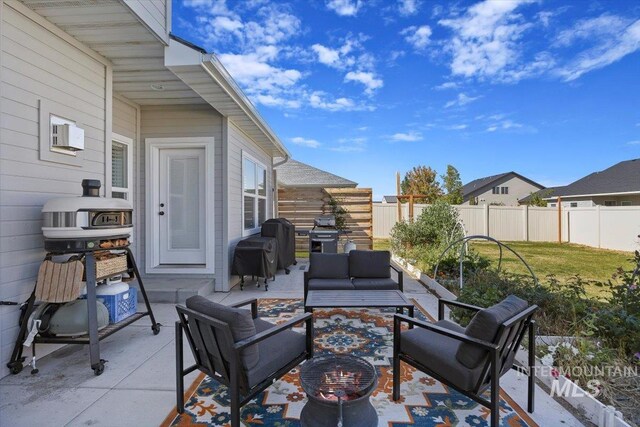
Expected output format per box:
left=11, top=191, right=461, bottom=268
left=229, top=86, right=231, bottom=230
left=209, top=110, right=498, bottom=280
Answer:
left=261, top=218, right=295, bottom=270
left=232, top=236, right=278, bottom=279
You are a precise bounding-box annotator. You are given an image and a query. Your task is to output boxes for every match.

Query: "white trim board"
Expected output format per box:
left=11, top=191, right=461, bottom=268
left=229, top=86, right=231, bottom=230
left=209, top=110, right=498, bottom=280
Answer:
left=144, top=137, right=215, bottom=275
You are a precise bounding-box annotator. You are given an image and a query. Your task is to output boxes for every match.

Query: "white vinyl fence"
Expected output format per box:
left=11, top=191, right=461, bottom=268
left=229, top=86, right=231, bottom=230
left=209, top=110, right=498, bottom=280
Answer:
left=373, top=204, right=640, bottom=252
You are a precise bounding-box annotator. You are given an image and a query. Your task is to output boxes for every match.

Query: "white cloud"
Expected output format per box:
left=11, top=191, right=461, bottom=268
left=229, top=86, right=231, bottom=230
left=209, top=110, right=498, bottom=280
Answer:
left=390, top=131, right=423, bottom=142
left=357, top=126, right=369, bottom=131
left=486, top=120, right=523, bottom=132
left=311, top=44, right=341, bottom=66
left=627, top=140, right=640, bottom=146
left=398, top=0, right=420, bottom=16
left=401, top=25, right=432, bottom=50
left=291, top=137, right=320, bottom=148
left=433, top=81, right=458, bottom=90
left=310, top=37, right=361, bottom=70
left=439, top=0, right=540, bottom=81
left=344, top=71, right=384, bottom=95
left=326, top=0, right=362, bottom=16
left=308, top=91, right=371, bottom=112
left=444, top=93, right=481, bottom=108
left=448, top=124, right=468, bottom=130
left=555, top=17, right=640, bottom=81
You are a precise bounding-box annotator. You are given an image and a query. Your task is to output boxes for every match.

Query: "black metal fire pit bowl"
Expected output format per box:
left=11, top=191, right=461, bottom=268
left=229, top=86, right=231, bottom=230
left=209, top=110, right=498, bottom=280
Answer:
left=299, top=354, right=378, bottom=427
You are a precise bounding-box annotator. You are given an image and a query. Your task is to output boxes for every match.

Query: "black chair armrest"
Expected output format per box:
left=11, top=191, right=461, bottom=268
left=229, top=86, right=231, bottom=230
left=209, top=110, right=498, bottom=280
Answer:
left=231, top=298, right=258, bottom=318
left=304, top=271, right=310, bottom=301
left=235, top=313, right=313, bottom=351
left=390, top=264, right=404, bottom=292
left=438, top=298, right=482, bottom=321
left=394, top=314, right=497, bottom=351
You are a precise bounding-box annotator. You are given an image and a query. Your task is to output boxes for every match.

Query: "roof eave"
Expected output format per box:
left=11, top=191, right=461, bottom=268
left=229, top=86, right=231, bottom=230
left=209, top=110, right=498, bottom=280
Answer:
left=164, top=38, right=290, bottom=158
left=202, top=54, right=290, bottom=158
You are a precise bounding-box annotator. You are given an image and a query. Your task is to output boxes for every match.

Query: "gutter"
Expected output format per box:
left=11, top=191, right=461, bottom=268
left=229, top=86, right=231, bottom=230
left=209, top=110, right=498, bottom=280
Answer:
left=273, top=155, right=289, bottom=168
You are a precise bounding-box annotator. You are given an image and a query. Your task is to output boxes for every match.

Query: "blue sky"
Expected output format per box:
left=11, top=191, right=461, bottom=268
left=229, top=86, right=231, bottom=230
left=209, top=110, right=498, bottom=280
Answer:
left=173, top=0, right=640, bottom=200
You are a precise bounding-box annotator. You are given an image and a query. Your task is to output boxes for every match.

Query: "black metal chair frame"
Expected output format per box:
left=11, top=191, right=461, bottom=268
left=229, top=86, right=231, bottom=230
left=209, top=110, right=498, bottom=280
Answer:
left=175, top=298, right=314, bottom=427
left=303, top=262, right=404, bottom=301
left=393, top=299, right=537, bottom=427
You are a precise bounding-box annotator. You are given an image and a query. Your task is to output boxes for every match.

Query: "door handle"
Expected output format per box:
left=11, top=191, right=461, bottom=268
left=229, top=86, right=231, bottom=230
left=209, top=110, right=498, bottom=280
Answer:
left=159, top=211, right=165, bottom=216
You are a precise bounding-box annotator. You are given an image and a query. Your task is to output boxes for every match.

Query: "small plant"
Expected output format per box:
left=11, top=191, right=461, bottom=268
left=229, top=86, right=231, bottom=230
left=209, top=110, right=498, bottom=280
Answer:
left=325, top=195, right=348, bottom=232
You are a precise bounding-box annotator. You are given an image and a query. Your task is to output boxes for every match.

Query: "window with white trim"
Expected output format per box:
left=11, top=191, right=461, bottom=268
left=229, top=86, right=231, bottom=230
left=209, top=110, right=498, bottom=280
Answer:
left=243, top=154, right=267, bottom=235
left=112, top=138, right=132, bottom=201
left=621, top=201, right=632, bottom=206
left=604, top=200, right=617, bottom=207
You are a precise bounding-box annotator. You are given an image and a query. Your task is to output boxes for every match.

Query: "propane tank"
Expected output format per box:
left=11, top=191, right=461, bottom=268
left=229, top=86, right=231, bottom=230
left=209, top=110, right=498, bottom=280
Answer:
left=343, top=240, right=357, bottom=253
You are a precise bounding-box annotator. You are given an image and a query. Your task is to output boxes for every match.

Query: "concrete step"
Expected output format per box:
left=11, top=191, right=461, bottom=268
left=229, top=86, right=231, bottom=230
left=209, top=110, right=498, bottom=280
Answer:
left=132, top=277, right=214, bottom=303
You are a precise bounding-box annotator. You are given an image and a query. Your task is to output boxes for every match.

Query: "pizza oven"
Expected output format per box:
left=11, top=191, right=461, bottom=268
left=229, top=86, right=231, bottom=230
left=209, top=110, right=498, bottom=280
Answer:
left=42, top=179, right=133, bottom=240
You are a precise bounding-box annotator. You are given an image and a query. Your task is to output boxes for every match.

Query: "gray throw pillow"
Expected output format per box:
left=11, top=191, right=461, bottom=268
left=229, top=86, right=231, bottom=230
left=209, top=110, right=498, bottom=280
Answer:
left=349, top=250, right=391, bottom=278
left=186, top=296, right=259, bottom=370
left=456, top=295, right=528, bottom=369
left=308, top=253, right=350, bottom=279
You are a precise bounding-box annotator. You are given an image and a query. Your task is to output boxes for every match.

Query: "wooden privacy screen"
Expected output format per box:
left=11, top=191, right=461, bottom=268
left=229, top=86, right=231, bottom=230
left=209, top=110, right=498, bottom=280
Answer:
left=277, top=187, right=373, bottom=251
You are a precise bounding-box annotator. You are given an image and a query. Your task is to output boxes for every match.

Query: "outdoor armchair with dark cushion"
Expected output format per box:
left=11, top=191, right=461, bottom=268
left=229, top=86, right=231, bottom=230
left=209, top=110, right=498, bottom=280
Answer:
left=304, top=251, right=403, bottom=300
left=393, top=295, right=537, bottom=427
left=176, top=296, right=313, bottom=427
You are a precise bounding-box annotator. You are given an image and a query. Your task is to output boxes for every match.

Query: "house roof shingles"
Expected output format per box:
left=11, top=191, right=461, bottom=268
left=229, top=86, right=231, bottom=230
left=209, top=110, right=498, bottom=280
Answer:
left=549, top=158, right=640, bottom=197
left=519, top=158, right=640, bottom=202
left=275, top=159, right=357, bottom=188
left=462, top=172, right=512, bottom=198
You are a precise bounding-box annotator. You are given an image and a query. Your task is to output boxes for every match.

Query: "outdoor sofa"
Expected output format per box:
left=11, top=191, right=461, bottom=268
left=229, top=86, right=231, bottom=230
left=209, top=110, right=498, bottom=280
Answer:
left=303, top=250, right=403, bottom=300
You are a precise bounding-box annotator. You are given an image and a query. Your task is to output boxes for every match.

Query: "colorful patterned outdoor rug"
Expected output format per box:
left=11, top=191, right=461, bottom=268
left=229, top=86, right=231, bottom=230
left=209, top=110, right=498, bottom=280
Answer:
left=163, top=299, right=535, bottom=427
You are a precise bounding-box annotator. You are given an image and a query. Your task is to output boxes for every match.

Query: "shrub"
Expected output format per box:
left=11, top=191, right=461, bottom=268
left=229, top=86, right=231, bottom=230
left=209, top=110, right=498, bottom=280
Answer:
left=390, top=200, right=467, bottom=272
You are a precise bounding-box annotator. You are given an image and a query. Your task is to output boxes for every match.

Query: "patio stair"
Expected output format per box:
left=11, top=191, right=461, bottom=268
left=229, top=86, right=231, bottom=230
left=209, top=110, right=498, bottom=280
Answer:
left=133, top=277, right=214, bottom=303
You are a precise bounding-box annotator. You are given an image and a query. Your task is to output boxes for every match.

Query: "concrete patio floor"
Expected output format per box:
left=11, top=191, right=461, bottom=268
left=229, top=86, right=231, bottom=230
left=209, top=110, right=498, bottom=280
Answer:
left=0, top=260, right=587, bottom=426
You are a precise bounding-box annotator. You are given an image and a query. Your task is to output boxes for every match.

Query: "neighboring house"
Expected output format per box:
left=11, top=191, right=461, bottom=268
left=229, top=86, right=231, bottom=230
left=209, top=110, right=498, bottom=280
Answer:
left=274, top=159, right=357, bottom=188
left=0, top=0, right=292, bottom=373
left=381, top=195, right=398, bottom=204
left=462, top=172, right=545, bottom=206
left=521, top=159, right=640, bottom=208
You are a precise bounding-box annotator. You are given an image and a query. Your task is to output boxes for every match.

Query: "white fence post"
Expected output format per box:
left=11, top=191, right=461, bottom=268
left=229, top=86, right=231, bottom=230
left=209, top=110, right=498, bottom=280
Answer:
left=484, top=204, right=490, bottom=237
left=523, top=205, right=529, bottom=241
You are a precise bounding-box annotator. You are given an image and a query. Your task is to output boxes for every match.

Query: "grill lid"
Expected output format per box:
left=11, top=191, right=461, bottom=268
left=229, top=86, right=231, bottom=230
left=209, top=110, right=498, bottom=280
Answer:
left=314, top=215, right=336, bottom=228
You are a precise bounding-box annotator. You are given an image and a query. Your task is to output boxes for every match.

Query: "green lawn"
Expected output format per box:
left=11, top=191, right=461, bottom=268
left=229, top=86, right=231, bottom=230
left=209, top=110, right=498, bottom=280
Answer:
left=469, top=241, right=633, bottom=284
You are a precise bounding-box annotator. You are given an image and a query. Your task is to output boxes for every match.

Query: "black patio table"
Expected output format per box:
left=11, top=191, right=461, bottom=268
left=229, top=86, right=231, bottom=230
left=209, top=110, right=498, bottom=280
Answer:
left=304, top=290, right=415, bottom=320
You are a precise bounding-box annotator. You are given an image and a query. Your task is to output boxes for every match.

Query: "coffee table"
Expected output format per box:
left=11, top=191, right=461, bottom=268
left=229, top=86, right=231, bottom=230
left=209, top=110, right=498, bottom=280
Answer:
left=304, top=290, right=414, bottom=319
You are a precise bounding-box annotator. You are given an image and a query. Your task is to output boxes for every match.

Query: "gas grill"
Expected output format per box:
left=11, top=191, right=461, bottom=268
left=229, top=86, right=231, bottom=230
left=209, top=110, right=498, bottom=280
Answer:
left=296, top=214, right=352, bottom=254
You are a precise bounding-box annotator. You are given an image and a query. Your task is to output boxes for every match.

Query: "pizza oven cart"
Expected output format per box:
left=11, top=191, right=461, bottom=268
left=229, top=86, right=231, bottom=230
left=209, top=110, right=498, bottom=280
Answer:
left=6, top=180, right=160, bottom=376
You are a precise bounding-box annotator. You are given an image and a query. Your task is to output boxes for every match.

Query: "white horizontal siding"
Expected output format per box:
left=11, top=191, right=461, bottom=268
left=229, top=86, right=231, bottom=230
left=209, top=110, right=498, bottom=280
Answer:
left=0, top=4, right=108, bottom=378
left=227, top=120, right=274, bottom=289
left=139, top=104, right=223, bottom=282
left=122, top=0, right=168, bottom=44
left=113, top=95, right=139, bottom=258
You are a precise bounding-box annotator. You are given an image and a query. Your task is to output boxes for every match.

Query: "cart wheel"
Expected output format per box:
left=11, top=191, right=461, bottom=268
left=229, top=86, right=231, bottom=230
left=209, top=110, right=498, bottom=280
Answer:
left=285, top=268, right=290, bottom=275
left=8, top=361, right=23, bottom=375
left=265, top=284, right=269, bottom=291
left=152, top=323, right=161, bottom=335
left=93, top=360, right=106, bottom=376
left=293, top=260, right=298, bottom=265
left=30, top=368, right=39, bottom=375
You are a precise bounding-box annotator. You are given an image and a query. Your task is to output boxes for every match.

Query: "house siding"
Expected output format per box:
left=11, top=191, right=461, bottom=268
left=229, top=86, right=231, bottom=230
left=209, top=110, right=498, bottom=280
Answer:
left=139, top=104, right=223, bottom=283
left=122, top=0, right=169, bottom=44
left=464, top=176, right=543, bottom=206
left=226, top=120, right=273, bottom=290
left=0, top=3, right=108, bottom=376
left=112, top=95, right=139, bottom=257
left=552, top=195, right=640, bottom=208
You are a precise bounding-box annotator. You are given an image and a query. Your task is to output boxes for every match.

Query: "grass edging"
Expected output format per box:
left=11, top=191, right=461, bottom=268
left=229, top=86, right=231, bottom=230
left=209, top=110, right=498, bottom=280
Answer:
left=392, top=254, right=632, bottom=427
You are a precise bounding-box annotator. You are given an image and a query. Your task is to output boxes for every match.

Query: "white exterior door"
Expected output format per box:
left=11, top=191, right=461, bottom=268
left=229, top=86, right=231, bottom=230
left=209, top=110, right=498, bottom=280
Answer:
left=158, top=148, right=206, bottom=264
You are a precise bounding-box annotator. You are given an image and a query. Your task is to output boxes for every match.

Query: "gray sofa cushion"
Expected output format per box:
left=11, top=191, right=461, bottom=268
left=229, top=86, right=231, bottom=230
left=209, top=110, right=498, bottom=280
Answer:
left=352, top=278, right=399, bottom=290
left=349, top=250, right=391, bottom=278
left=186, top=296, right=259, bottom=370
left=401, top=320, right=483, bottom=391
left=308, top=278, right=355, bottom=291
left=308, top=253, right=350, bottom=279
left=246, top=319, right=306, bottom=387
left=456, top=295, right=529, bottom=369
